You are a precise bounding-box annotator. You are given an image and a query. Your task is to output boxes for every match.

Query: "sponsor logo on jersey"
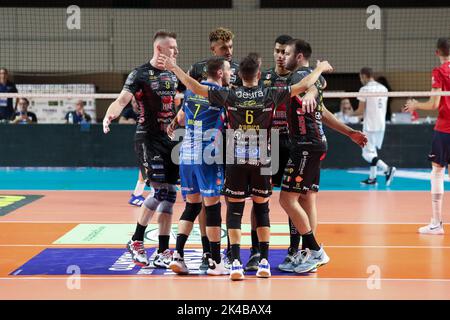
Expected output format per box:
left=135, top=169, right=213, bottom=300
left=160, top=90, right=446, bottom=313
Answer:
left=151, top=82, right=159, bottom=90
left=236, top=90, right=264, bottom=99
left=266, top=73, right=271, bottom=80
left=295, top=176, right=303, bottom=183
left=264, top=80, right=272, bottom=87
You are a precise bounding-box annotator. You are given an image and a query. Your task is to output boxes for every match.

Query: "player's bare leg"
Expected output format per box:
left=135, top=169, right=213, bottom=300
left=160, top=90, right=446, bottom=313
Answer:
left=226, top=197, right=246, bottom=280
left=252, top=196, right=271, bottom=278
left=298, top=192, right=318, bottom=233
left=129, top=171, right=146, bottom=207
left=245, top=206, right=261, bottom=271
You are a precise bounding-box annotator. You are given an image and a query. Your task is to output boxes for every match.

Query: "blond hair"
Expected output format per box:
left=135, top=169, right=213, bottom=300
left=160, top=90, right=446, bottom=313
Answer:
left=209, top=27, right=234, bottom=43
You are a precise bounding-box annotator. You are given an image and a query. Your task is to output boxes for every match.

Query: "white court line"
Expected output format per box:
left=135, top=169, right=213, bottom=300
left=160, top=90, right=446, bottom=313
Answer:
left=0, top=221, right=448, bottom=225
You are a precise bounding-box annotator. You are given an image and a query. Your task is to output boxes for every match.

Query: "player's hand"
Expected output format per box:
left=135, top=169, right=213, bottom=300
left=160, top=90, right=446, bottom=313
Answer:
left=103, top=114, right=115, bottom=134
left=167, top=119, right=178, bottom=140
left=157, top=54, right=176, bottom=71
left=349, top=130, right=367, bottom=148
left=403, top=99, right=418, bottom=113
left=301, top=92, right=317, bottom=113
left=316, top=60, right=333, bottom=73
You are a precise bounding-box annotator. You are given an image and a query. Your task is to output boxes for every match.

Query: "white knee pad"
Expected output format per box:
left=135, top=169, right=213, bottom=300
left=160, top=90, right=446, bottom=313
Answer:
left=431, top=166, right=445, bottom=194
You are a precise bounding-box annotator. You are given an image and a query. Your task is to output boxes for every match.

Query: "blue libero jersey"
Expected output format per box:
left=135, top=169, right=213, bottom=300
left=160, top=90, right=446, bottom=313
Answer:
left=180, top=82, right=225, bottom=165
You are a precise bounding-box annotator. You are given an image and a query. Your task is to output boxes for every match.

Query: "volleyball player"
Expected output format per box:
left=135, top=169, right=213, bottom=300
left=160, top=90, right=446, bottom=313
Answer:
left=103, top=30, right=179, bottom=268
left=404, top=37, right=450, bottom=235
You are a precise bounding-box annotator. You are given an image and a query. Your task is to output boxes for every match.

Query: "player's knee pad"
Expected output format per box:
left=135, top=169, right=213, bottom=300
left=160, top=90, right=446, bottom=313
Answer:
left=431, top=166, right=445, bottom=194
left=166, top=184, right=177, bottom=204
left=226, top=201, right=245, bottom=229
left=253, top=201, right=271, bottom=228
left=143, top=193, right=160, bottom=211
left=370, top=157, right=379, bottom=166
left=153, top=184, right=177, bottom=214
left=205, top=202, right=222, bottom=227
left=180, top=202, right=202, bottom=222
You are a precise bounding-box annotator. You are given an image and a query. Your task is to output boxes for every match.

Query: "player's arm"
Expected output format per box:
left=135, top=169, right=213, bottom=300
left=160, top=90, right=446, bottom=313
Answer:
left=322, top=105, right=367, bottom=147
left=301, top=85, right=319, bottom=113
left=403, top=88, right=442, bottom=112
left=158, top=55, right=209, bottom=97
left=353, top=100, right=365, bottom=118
left=290, top=61, right=333, bottom=97
left=103, top=90, right=133, bottom=133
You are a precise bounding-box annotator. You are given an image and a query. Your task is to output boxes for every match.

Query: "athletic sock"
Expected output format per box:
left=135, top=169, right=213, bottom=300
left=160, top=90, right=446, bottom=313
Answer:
left=369, top=166, right=377, bottom=180
left=175, top=234, right=188, bottom=257
left=251, top=229, right=259, bottom=252
left=431, top=166, right=445, bottom=225
left=133, top=180, right=146, bottom=196
left=226, top=234, right=231, bottom=252
left=158, top=235, right=170, bottom=253
left=288, top=218, right=300, bottom=253
left=230, top=244, right=241, bottom=263
left=376, top=159, right=389, bottom=173
left=201, top=236, right=210, bottom=255
left=210, top=241, right=221, bottom=264
left=432, top=193, right=443, bottom=225
left=132, top=223, right=147, bottom=241
left=301, top=231, right=320, bottom=251
left=259, top=242, right=269, bottom=261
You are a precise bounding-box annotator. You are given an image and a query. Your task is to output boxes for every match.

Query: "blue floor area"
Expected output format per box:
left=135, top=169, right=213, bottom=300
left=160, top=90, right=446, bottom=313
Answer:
left=0, top=167, right=447, bottom=191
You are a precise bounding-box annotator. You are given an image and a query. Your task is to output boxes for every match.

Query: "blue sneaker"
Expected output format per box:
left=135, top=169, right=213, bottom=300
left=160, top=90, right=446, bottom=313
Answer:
left=293, top=249, right=319, bottom=274
left=229, top=259, right=244, bottom=281
left=129, top=194, right=145, bottom=207
left=256, top=258, right=271, bottom=278
left=278, top=252, right=297, bottom=272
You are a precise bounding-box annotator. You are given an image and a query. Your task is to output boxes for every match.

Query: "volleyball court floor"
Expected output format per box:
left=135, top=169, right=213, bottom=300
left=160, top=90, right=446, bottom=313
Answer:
left=0, top=168, right=449, bottom=300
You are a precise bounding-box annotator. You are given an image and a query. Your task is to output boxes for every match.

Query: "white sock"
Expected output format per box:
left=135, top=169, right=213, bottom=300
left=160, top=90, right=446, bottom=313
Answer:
left=431, top=193, right=443, bottom=225
left=369, top=166, right=377, bottom=179
left=133, top=181, right=146, bottom=196
left=431, top=166, right=445, bottom=225
left=376, top=159, right=389, bottom=173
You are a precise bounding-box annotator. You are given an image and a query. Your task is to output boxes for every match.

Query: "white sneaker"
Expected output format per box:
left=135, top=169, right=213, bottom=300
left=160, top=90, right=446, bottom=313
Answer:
left=169, top=251, right=189, bottom=274
left=154, top=249, right=173, bottom=268
left=256, top=258, right=271, bottom=278
left=207, top=258, right=229, bottom=276
left=418, top=220, right=444, bottom=235
left=229, top=259, right=244, bottom=281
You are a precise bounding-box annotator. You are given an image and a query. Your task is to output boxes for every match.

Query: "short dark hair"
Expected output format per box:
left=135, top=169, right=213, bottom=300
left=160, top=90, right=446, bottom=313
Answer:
left=248, top=52, right=262, bottom=65
left=153, top=30, right=177, bottom=42
left=360, top=67, right=374, bottom=78
left=239, top=55, right=260, bottom=81
left=206, top=56, right=226, bottom=78
left=287, top=39, right=312, bottom=60
left=18, top=97, right=29, bottom=106
left=437, top=37, right=450, bottom=56
left=275, top=35, right=293, bottom=45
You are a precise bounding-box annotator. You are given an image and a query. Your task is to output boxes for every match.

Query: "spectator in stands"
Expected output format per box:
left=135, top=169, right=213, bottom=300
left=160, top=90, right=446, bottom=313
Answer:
left=119, top=97, right=139, bottom=124
left=65, top=100, right=92, bottom=124
left=334, top=98, right=360, bottom=124
left=11, top=98, right=37, bottom=124
left=0, top=68, right=18, bottom=121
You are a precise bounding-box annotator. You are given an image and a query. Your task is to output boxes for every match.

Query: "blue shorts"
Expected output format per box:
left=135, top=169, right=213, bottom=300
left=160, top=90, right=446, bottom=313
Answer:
left=180, top=163, right=224, bottom=198
left=428, top=130, right=450, bottom=167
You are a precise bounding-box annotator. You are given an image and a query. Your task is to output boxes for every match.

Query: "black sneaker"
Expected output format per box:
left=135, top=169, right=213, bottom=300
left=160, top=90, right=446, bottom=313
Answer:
left=244, top=248, right=261, bottom=271
left=199, top=252, right=211, bottom=272
left=385, top=166, right=396, bottom=186
left=360, top=178, right=377, bottom=185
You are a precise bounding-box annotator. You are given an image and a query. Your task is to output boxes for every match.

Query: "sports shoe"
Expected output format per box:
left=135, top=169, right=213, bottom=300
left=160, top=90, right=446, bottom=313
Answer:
left=310, top=245, right=330, bottom=268
left=293, top=249, right=319, bottom=274
left=256, top=258, right=271, bottom=278
left=153, top=249, right=172, bottom=268
left=169, top=251, right=189, bottom=275
left=128, top=194, right=145, bottom=207
left=385, top=166, right=396, bottom=186
left=244, top=248, right=260, bottom=271
left=126, top=240, right=149, bottom=267
left=199, top=252, right=211, bottom=272
left=229, top=259, right=244, bottom=281
left=223, top=250, right=232, bottom=270
left=207, top=258, right=229, bottom=276
left=278, top=252, right=297, bottom=272
left=418, top=220, right=444, bottom=235
left=361, top=178, right=377, bottom=185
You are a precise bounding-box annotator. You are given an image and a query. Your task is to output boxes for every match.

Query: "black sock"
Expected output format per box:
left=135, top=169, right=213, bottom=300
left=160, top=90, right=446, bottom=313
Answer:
left=251, top=230, right=259, bottom=252
left=259, top=241, right=269, bottom=261
left=132, top=223, right=147, bottom=241
left=230, top=244, right=241, bottom=263
left=175, top=234, right=188, bottom=257
left=201, top=236, right=210, bottom=255
left=288, top=218, right=300, bottom=253
left=210, top=241, right=221, bottom=264
left=301, top=231, right=320, bottom=251
left=158, top=235, right=170, bottom=253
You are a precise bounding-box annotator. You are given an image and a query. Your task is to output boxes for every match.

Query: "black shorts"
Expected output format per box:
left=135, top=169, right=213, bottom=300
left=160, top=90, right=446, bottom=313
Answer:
left=272, top=135, right=291, bottom=187
left=222, top=164, right=272, bottom=199
left=281, top=148, right=326, bottom=194
left=428, top=130, right=450, bottom=167
left=134, top=134, right=179, bottom=186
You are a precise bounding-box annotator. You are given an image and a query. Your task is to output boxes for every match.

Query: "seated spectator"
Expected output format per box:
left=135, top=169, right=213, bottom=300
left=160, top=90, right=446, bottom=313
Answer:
left=0, top=68, right=18, bottom=121
left=11, top=98, right=37, bottom=124
left=65, top=100, right=92, bottom=124
left=119, top=97, right=139, bottom=124
left=334, top=98, right=360, bottom=124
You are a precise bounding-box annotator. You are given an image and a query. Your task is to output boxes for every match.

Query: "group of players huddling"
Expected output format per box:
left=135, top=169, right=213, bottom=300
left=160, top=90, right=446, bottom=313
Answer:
left=103, top=27, right=369, bottom=281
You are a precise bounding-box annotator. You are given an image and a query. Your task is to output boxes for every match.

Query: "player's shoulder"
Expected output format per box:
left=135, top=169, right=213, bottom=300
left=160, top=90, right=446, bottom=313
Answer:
left=230, top=60, right=240, bottom=69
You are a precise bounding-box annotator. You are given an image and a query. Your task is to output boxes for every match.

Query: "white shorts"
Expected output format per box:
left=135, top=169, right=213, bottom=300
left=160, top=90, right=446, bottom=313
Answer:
left=362, top=131, right=385, bottom=162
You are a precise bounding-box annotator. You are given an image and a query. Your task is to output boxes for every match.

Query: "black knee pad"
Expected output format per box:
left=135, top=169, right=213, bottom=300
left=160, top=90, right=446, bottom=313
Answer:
left=205, top=202, right=222, bottom=227
left=180, top=202, right=202, bottom=222
left=226, top=201, right=245, bottom=229
left=370, top=157, right=379, bottom=166
left=253, top=201, right=270, bottom=228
